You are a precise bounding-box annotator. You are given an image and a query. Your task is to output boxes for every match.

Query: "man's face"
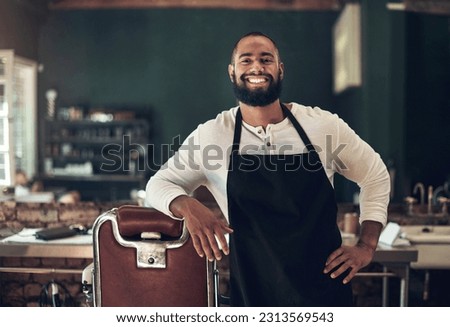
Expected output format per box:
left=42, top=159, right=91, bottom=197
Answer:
left=228, top=36, right=284, bottom=106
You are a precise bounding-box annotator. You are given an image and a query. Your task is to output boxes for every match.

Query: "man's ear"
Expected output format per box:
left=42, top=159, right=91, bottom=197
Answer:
left=279, top=62, right=285, bottom=80
left=228, top=64, right=235, bottom=82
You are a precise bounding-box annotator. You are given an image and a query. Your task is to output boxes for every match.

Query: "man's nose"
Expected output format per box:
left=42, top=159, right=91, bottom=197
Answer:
left=249, top=62, right=264, bottom=74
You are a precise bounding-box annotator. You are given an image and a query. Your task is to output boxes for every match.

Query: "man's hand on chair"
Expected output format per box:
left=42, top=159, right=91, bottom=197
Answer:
left=169, top=195, right=233, bottom=261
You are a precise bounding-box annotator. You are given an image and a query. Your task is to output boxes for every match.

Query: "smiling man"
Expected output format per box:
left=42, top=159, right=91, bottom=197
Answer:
left=146, top=32, right=390, bottom=306
left=230, top=35, right=283, bottom=107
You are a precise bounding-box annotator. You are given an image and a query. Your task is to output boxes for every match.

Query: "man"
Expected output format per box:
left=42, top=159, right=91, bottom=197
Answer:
left=146, top=32, right=390, bottom=306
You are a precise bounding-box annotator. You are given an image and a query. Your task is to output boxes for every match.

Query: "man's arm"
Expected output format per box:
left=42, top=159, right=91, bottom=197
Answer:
left=145, top=129, right=206, bottom=216
left=322, top=114, right=390, bottom=283
left=146, top=128, right=233, bottom=261
left=169, top=195, right=233, bottom=261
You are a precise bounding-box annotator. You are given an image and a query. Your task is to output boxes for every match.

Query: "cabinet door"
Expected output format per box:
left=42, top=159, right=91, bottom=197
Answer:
left=0, top=50, right=14, bottom=186
left=0, top=50, right=38, bottom=186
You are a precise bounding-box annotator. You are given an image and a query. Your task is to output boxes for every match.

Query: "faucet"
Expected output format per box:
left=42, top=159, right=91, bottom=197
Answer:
left=404, top=196, right=417, bottom=216
left=437, top=197, right=449, bottom=216
left=413, top=182, right=425, bottom=204
left=433, top=182, right=449, bottom=204
left=428, top=185, right=433, bottom=215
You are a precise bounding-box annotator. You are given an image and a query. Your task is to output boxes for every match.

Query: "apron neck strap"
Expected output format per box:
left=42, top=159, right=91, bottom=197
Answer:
left=232, top=104, right=317, bottom=154
left=231, top=108, right=243, bottom=154
left=281, top=104, right=316, bottom=153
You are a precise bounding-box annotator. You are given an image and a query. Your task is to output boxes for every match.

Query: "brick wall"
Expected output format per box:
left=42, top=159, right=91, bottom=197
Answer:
left=0, top=201, right=122, bottom=231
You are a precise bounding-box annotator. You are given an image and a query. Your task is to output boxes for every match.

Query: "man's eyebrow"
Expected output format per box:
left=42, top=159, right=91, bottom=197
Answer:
left=238, top=51, right=275, bottom=59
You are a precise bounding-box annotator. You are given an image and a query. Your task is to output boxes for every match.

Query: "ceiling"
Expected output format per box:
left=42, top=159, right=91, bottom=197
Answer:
left=46, top=0, right=345, bottom=11
left=15, top=0, right=450, bottom=15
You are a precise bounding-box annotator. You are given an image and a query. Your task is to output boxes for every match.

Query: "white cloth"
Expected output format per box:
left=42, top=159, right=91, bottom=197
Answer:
left=1, top=228, right=93, bottom=244
left=145, top=103, right=390, bottom=226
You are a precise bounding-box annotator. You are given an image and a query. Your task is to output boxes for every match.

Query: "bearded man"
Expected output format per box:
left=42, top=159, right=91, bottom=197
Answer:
left=146, top=32, right=390, bottom=307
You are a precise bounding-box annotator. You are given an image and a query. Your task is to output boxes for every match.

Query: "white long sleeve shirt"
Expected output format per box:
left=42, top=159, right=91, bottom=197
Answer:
left=145, top=103, right=390, bottom=226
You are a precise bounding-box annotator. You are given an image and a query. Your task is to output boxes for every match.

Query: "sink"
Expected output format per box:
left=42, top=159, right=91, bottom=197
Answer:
left=400, top=225, right=450, bottom=244
left=399, top=225, right=450, bottom=269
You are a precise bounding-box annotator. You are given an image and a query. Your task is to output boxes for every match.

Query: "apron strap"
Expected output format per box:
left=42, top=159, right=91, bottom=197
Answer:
left=231, top=108, right=243, bottom=154
left=232, top=104, right=318, bottom=155
left=281, top=104, right=317, bottom=154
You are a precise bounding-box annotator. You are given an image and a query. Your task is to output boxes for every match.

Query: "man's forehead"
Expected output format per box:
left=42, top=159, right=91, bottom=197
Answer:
left=235, top=36, right=277, bottom=56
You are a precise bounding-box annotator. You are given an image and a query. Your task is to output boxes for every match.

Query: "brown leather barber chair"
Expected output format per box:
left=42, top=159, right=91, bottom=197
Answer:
left=83, top=205, right=216, bottom=306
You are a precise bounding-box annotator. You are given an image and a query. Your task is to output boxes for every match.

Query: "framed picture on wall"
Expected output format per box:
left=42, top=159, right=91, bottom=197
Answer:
left=333, top=3, right=362, bottom=94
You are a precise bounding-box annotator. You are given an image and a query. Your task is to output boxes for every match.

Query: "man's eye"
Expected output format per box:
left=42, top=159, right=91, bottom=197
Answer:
left=262, top=58, right=274, bottom=63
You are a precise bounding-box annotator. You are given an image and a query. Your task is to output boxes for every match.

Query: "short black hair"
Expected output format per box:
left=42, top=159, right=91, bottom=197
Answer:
left=230, top=31, right=281, bottom=64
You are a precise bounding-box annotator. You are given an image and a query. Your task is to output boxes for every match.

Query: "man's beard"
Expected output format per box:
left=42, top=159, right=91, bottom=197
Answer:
left=232, top=72, right=283, bottom=107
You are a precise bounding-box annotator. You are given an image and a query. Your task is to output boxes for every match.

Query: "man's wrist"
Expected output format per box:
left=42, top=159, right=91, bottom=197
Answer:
left=357, top=220, right=383, bottom=252
left=356, top=240, right=377, bottom=253
left=169, top=195, right=191, bottom=218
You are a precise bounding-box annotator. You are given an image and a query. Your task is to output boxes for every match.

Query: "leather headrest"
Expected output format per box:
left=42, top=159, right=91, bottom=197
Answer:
left=116, top=205, right=183, bottom=238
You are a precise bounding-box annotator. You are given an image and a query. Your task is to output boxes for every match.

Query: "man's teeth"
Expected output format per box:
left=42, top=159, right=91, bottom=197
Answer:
left=248, top=78, right=266, bottom=84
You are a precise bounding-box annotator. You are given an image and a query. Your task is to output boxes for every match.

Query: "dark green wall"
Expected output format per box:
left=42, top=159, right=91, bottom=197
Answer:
left=334, top=0, right=404, bottom=202
left=334, top=1, right=450, bottom=202
left=38, top=9, right=338, bottom=152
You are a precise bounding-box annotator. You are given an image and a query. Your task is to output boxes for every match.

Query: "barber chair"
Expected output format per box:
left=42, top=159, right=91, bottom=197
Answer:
left=82, top=205, right=217, bottom=306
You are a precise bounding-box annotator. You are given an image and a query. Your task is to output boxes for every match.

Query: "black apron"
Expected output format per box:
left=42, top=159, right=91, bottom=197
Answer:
left=226, top=104, right=353, bottom=306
